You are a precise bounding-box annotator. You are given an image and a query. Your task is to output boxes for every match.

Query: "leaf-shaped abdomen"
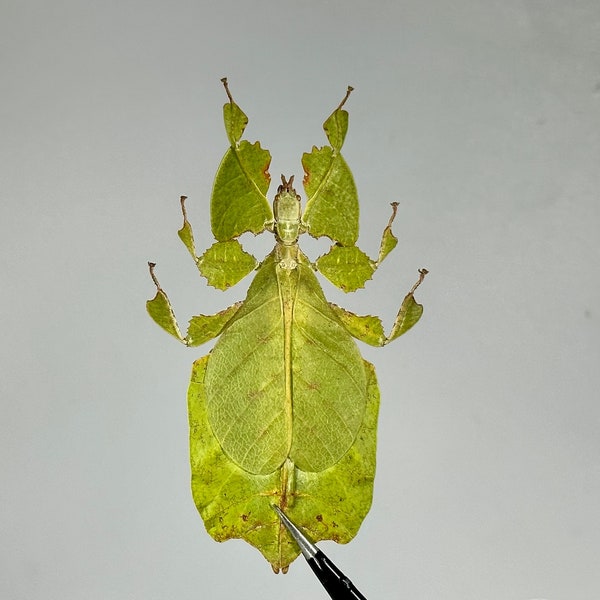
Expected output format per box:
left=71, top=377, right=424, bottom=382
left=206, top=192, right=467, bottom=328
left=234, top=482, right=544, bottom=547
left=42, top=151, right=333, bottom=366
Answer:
left=204, top=251, right=367, bottom=475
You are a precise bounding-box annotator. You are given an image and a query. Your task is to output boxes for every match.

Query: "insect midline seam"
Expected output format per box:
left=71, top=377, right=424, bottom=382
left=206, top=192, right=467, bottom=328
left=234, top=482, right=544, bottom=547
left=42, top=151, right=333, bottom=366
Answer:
left=276, top=253, right=296, bottom=459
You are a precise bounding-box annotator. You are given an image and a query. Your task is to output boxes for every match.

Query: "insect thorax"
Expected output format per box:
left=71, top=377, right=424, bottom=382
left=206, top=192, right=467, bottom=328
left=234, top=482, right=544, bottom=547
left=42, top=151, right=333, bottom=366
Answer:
left=273, top=176, right=303, bottom=270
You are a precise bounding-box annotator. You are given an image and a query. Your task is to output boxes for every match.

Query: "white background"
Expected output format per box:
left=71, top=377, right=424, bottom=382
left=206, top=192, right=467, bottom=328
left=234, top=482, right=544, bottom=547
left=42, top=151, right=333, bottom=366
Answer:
left=2, top=1, right=599, bottom=599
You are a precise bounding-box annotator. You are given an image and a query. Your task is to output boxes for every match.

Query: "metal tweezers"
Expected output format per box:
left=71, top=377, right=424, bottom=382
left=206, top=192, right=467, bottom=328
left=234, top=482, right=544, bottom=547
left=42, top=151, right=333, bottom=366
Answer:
left=272, top=505, right=368, bottom=600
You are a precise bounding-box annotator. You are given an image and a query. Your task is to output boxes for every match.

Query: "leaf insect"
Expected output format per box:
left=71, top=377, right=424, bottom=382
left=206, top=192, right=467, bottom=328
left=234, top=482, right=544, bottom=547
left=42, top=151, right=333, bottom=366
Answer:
left=147, top=78, right=427, bottom=572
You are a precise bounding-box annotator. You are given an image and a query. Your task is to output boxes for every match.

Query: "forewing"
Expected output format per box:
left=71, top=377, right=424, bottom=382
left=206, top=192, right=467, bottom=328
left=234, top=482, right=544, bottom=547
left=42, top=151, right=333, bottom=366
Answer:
left=289, top=260, right=368, bottom=471
left=203, top=254, right=289, bottom=474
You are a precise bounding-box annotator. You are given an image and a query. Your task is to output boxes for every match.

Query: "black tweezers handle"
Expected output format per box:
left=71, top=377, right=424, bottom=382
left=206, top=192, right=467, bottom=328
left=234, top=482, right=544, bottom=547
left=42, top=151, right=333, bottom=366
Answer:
left=307, top=550, right=367, bottom=600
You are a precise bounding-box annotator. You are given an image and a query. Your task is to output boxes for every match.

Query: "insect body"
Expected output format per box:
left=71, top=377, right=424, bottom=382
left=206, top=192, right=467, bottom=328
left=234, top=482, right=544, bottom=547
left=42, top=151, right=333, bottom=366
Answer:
left=147, top=79, right=426, bottom=572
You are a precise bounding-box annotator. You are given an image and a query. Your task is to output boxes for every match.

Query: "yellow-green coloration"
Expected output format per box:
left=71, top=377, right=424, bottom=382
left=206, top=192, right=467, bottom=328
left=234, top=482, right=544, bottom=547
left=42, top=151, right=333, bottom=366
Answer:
left=147, top=79, right=427, bottom=572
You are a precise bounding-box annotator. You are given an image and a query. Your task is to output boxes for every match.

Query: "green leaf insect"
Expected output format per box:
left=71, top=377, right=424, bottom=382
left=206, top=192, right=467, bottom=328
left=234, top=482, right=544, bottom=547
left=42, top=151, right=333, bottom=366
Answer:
left=147, top=78, right=427, bottom=573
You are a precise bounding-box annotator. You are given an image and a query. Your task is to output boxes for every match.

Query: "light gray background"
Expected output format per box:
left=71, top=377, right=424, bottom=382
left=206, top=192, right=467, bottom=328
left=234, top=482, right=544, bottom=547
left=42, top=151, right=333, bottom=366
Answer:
left=2, top=1, right=599, bottom=599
